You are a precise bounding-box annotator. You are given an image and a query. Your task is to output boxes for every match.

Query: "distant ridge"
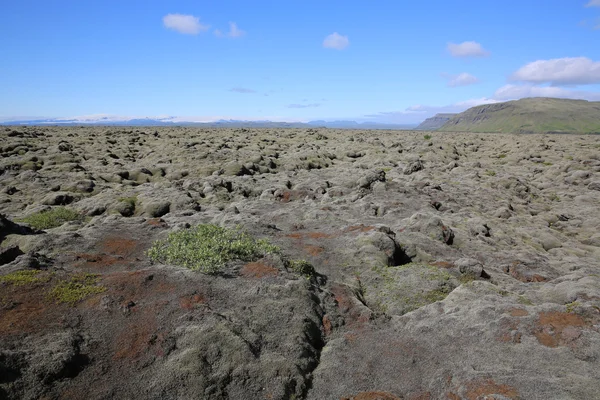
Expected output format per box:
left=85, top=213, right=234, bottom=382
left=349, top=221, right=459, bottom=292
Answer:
left=439, top=97, right=600, bottom=134
left=0, top=117, right=416, bottom=130
left=415, top=113, right=456, bottom=130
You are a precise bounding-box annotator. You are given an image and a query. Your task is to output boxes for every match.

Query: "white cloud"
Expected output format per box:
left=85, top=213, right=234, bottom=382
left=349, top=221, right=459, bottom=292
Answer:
left=443, top=72, right=480, bottom=87
left=323, top=32, right=349, bottom=50
left=447, top=41, right=490, bottom=58
left=215, top=22, right=246, bottom=38
left=229, top=87, right=256, bottom=93
left=511, top=57, right=600, bottom=85
left=163, top=14, right=209, bottom=35
left=287, top=103, right=321, bottom=109
left=494, top=84, right=600, bottom=101
left=455, top=98, right=503, bottom=108
left=585, top=0, right=600, bottom=7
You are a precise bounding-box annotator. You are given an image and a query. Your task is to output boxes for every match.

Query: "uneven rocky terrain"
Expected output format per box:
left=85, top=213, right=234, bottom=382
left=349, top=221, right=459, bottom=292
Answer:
left=1, top=126, right=600, bottom=400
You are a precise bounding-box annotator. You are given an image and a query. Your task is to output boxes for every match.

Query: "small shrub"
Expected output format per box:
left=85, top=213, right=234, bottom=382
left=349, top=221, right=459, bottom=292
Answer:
left=484, top=170, right=496, bottom=177
left=0, top=270, right=49, bottom=286
left=17, top=207, right=81, bottom=230
left=287, top=259, right=316, bottom=278
left=498, top=154, right=507, bottom=159
left=147, top=224, right=280, bottom=274
left=48, top=273, right=106, bottom=305
left=423, top=134, right=432, bottom=140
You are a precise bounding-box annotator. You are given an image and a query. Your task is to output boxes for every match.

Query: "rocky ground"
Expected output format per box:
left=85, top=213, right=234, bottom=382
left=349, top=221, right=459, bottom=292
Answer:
left=1, top=126, right=600, bottom=400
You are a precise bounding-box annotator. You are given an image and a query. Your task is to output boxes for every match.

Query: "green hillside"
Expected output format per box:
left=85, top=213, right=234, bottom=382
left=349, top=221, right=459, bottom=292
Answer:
left=439, top=97, right=600, bottom=134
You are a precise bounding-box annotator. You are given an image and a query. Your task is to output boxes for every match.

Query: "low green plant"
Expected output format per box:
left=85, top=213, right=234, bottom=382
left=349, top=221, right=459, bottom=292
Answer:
left=18, top=207, right=81, bottom=230
left=0, top=270, right=49, bottom=286
left=458, top=272, right=477, bottom=285
left=498, top=153, right=507, bottom=159
left=423, top=134, right=432, bottom=140
left=484, top=170, right=496, bottom=177
left=147, top=224, right=280, bottom=274
left=48, top=273, right=106, bottom=305
left=565, top=301, right=580, bottom=313
left=517, top=295, right=533, bottom=305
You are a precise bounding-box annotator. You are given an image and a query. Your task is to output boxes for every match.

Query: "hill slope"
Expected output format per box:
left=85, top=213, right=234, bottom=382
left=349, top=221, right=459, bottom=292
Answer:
left=416, top=113, right=457, bottom=130
left=440, top=97, right=600, bottom=134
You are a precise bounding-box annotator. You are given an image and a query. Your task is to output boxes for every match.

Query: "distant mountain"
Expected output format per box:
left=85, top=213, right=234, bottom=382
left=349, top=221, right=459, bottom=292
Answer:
left=0, top=116, right=180, bottom=126
left=439, top=97, right=600, bottom=134
left=308, top=120, right=416, bottom=129
left=0, top=116, right=416, bottom=130
left=415, top=113, right=457, bottom=130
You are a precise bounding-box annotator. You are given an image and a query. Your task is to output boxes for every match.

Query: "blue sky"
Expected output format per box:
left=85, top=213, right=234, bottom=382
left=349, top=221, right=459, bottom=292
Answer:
left=2, top=0, right=600, bottom=124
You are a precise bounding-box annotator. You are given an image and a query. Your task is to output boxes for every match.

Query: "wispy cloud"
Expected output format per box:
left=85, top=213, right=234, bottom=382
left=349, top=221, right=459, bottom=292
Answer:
left=323, top=32, right=349, bottom=50
left=585, top=0, right=600, bottom=7
left=227, top=22, right=245, bottom=37
left=406, top=98, right=500, bottom=114
left=579, top=18, right=600, bottom=29
left=163, top=14, right=209, bottom=35
left=364, top=98, right=501, bottom=123
left=229, top=87, right=256, bottom=93
left=447, top=41, right=490, bottom=58
left=443, top=72, right=480, bottom=87
left=287, top=103, right=321, bottom=109
left=510, top=57, right=600, bottom=85
left=215, top=22, right=246, bottom=38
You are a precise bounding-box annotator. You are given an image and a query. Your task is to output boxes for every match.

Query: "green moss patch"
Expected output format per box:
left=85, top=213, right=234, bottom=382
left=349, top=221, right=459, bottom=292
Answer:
left=147, top=224, right=280, bottom=274
left=48, top=273, right=106, bottom=305
left=368, top=262, right=457, bottom=315
left=0, top=270, right=50, bottom=286
left=118, top=196, right=137, bottom=207
left=18, top=207, right=81, bottom=230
